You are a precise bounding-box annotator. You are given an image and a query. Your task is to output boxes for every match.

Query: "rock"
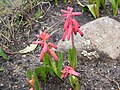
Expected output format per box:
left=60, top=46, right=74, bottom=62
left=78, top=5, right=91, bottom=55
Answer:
left=57, top=17, right=120, bottom=59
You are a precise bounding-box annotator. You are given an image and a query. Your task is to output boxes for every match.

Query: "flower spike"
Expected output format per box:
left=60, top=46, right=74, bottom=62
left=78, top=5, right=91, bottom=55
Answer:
left=61, top=6, right=84, bottom=47
left=33, top=31, right=58, bottom=61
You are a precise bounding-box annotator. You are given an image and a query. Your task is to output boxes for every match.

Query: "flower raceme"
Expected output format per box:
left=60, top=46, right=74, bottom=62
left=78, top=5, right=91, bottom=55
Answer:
left=61, top=6, right=84, bottom=47
left=61, top=66, right=79, bottom=78
left=33, top=31, right=58, bottom=61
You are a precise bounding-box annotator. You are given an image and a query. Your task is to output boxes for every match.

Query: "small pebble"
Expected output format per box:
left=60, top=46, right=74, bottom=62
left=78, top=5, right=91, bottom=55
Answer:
left=0, top=83, right=4, bottom=87
left=17, top=60, right=22, bottom=65
left=111, top=87, right=114, bottom=90
left=114, top=65, right=116, bottom=68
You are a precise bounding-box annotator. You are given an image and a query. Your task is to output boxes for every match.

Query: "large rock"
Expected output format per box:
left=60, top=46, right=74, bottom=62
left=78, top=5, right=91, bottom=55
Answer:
left=57, top=17, right=120, bottom=59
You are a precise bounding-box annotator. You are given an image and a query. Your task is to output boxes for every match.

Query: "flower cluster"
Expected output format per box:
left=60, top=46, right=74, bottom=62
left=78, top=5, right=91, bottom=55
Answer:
left=33, top=31, right=58, bottom=61
left=61, top=6, right=84, bottom=46
left=29, top=6, right=82, bottom=90
left=61, top=66, right=79, bottom=78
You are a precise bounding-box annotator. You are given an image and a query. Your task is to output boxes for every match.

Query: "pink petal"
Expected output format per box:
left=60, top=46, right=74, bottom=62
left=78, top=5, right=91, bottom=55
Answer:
left=64, top=19, right=70, bottom=30
left=78, top=29, right=84, bottom=36
left=66, top=13, right=72, bottom=18
left=40, top=36, right=44, bottom=40
left=45, top=34, right=52, bottom=40
left=36, top=34, right=40, bottom=38
left=48, top=49, right=58, bottom=61
left=42, top=42, right=48, bottom=52
left=32, top=41, right=43, bottom=44
left=48, top=42, right=57, bottom=49
left=40, top=49, right=45, bottom=61
left=67, top=6, right=73, bottom=12
left=61, top=10, right=68, bottom=13
left=62, top=28, right=68, bottom=41
left=72, top=12, right=82, bottom=16
left=61, top=73, right=69, bottom=78
left=72, top=19, right=80, bottom=32
left=67, top=24, right=73, bottom=40
left=62, top=14, right=68, bottom=17
left=69, top=70, right=79, bottom=76
left=73, top=27, right=77, bottom=35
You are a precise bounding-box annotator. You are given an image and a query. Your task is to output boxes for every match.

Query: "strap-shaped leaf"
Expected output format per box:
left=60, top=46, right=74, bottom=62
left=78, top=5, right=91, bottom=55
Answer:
left=55, top=52, right=63, bottom=77
left=26, top=70, right=33, bottom=80
left=0, top=48, right=8, bottom=60
left=68, top=47, right=77, bottom=69
left=34, top=72, right=41, bottom=90
left=69, top=75, right=80, bottom=90
left=35, top=66, right=48, bottom=82
left=82, top=5, right=97, bottom=18
left=110, top=0, right=119, bottom=16
left=43, top=53, right=52, bottom=67
left=26, top=70, right=41, bottom=90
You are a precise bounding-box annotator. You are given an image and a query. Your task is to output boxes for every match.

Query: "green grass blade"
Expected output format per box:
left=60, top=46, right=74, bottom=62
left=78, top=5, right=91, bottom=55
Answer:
left=0, top=48, right=8, bottom=60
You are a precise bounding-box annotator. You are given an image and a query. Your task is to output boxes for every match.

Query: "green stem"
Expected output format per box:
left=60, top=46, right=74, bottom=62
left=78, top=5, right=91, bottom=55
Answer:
left=54, top=0, right=58, bottom=5
left=63, top=0, right=67, bottom=4
left=71, top=32, right=74, bottom=47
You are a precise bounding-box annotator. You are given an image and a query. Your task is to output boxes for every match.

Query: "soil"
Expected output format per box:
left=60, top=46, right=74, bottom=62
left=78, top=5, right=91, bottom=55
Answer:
left=0, top=0, right=120, bottom=90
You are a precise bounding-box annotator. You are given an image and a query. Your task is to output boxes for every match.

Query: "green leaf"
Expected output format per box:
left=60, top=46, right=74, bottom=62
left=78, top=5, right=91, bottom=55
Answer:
left=0, top=48, right=8, bottom=60
left=43, top=53, right=56, bottom=77
left=55, top=52, right=63, bottom=77
left=0, top=67, right=4, bottom=72
left=26, top=70, right=33, bottom=79
left=68, top=47, right=77, bottom=69
left=100, top=0, right=106, bottom=8
left=26, top=70, right=41, bottom=90
left=88, top=0, right=94, bottom=4
left=34, top=7, right=43, bottom=19
left=96, top=0, right=100, bottom=17
left=110, top=0, right=119, bottom=16
left=33, top=72, right=41, bottom=90
left=19, top=44, right=37, bottom=54
left=35, top=66, right=48, bottom=82
left=43, top=53, right=52, bottom=67
left=54, top=0, right=58, bottom=5
left=82, top=5, right=97, bottom=18
left=63, top=0, right=67, bottom=3
left=69, top=75, right=80, bottom=90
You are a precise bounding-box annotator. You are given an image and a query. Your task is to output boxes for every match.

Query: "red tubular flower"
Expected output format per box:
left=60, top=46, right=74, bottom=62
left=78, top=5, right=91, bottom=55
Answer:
left=61, top=66, right=79, bottom=78
left=61, top=6, right=81, bottom=18
left=48, top=49, right=58, bottom=61
left=33, top=31, right=58, bottom=61
left=61, top=6, right=84, bottom=47
left=33, top=41, right=58, bottom=61
left=36, top=31, right=52, bottom=41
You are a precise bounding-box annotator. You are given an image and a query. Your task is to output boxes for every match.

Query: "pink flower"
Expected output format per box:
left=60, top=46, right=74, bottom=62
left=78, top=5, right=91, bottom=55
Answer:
left=33, top=31, right=58, bottom=61
left=61, top=6, right=81, bottom=18
left=61, top=66, right=79, bottom=78
left=61, top=6, right=84, bottom=47
left=36, top=31, right=52, bottom=41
